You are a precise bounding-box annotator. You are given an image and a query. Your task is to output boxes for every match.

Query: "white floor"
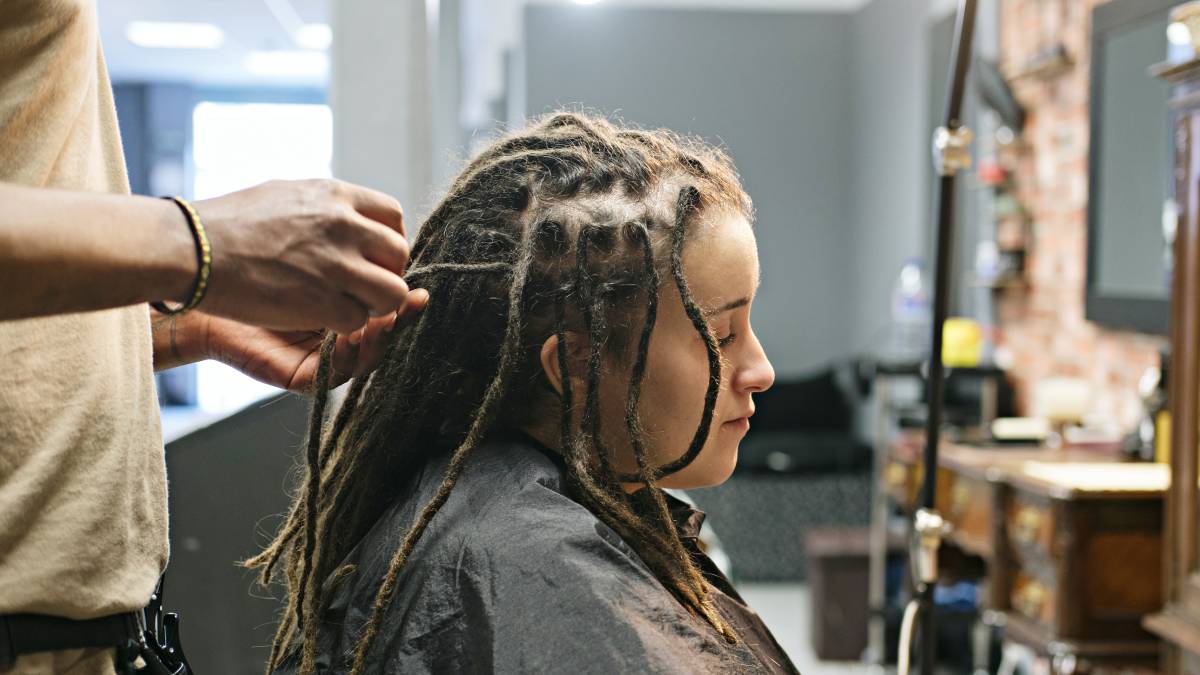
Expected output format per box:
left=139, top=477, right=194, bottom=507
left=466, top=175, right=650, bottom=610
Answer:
left=736, top=583, right=876, bottom=675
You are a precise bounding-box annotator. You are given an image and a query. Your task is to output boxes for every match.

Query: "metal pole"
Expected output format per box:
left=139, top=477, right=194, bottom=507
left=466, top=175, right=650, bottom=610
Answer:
left=910, top=1, right=979, bottom=673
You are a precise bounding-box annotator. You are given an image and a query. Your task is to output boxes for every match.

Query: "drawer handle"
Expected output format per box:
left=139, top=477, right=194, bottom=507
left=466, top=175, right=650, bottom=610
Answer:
left=885, top=464, right=908, bottom=491
left=1013, top=507, right=1042, bottom=546
left=951, top=482, right=971, bottom=517
left=1016, top=580, right=1046, bottom=618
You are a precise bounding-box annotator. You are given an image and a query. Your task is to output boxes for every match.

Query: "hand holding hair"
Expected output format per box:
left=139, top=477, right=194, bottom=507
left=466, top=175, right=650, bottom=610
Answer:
left=193, top=178, right=412, bottom=335
left=195, top=287, right=430, bottom=393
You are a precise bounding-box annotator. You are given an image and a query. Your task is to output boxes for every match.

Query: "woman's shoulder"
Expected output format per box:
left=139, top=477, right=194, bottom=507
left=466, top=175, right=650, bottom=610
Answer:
left=316, top=436, right=747, bottom=674
left=443, top=436, right=648, bottom=567
left=355, top=434, right=646, bottom=575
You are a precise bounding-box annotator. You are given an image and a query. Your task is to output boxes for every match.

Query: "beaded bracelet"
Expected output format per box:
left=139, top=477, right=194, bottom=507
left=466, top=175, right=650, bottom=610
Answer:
left=152, top=196, right=211, bottom=316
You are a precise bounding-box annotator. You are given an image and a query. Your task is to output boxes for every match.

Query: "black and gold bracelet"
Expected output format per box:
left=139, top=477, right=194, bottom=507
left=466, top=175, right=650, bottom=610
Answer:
left=152, top=196, right=212, bottom=316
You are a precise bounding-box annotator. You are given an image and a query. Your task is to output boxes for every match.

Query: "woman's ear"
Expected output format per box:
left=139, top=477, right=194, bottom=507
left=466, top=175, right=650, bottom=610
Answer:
left=539, top=331, right=587, bottom=396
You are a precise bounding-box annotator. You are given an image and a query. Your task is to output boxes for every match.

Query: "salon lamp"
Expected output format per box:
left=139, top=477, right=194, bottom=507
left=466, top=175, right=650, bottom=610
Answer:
left=896, top=1, right=978, bottom=674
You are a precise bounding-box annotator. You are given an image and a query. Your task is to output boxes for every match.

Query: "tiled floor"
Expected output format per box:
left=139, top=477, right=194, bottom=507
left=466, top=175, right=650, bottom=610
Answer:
left=736, top=583, right=876, bottom=675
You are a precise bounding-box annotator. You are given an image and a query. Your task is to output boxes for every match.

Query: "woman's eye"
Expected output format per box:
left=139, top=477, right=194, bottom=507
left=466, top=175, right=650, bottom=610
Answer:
left=718, top=332, right=738, bottom=348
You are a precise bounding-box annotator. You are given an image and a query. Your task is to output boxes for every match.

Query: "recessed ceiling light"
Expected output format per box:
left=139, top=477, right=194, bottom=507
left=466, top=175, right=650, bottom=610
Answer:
left=295, top=23, right=332, bottom=50
left=572, top=0, right=603, bottom=4
left=1168, top=21, right=1192, bottom=47
left=245, top=50, right=330, bottom=78
left=126, top=21, right=224, bottom=49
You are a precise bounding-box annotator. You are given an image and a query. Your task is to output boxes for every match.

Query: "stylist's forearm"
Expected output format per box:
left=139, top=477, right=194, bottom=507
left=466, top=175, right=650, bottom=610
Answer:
left=0, top=182, right=195, bottom=320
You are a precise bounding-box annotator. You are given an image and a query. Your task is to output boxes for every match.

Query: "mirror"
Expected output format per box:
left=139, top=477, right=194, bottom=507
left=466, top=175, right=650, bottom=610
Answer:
left=1086, top=0, right=1174, bottom=335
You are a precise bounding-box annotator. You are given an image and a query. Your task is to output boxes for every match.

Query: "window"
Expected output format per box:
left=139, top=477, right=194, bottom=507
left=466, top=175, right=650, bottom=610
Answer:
left=192, top=101, right=332, bottom=199
left=187, top=101, right=332, bottom=416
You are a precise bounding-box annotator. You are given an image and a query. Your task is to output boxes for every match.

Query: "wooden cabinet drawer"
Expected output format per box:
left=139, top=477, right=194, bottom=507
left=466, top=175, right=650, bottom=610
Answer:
left=1006, top=492, right=1055, bottom=567
left=883, top=460, right=917, bottom=509
left=1011, top=568, right=1057, bottom=628
left=943, top=473, right=994, bottom=558
left=1003, top=490, right=1162, bottom=641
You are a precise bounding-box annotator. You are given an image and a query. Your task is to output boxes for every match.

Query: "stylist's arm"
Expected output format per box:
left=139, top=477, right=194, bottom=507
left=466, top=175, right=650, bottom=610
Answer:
left=0, top=177, right=426, bottom=388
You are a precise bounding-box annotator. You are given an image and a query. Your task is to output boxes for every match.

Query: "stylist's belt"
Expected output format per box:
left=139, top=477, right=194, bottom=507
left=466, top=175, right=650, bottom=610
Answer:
left=0, top=577, right=193, bottom=674
left=0, top=611, right=139, bottom=667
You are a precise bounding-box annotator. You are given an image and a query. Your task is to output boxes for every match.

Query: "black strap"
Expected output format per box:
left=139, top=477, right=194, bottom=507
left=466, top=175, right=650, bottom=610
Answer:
left=0, top=611, right=139, bottom=667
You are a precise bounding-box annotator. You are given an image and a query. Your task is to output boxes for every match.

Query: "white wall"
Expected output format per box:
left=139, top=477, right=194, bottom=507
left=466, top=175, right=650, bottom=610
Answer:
left=330, top=0, right=433, bottom=222
left=845, top=0, right=933, bottom=356
left=522, top=5, right=857, bottom=376
left=845, top=0, right=1000, bottom=356
left=330, top=0, right=988, bottom=376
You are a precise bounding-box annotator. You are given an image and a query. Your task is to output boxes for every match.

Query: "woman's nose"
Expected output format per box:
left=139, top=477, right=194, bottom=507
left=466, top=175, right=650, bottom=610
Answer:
left=735, top=331, right=774, bottom=394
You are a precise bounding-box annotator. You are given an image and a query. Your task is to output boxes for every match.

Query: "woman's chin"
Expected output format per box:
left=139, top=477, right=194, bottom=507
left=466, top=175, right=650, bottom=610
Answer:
left=657, top=442, right=739, bottom=490
left=710, top=443, right=740, bottom=486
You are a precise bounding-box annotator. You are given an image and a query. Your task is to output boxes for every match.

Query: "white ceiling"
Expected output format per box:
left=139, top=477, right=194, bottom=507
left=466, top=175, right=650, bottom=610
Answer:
left=99, top=0, right=869, bottom=87
left=99, top=0, right=329, bottom=87
left=529, top=0, right=869, bottom=8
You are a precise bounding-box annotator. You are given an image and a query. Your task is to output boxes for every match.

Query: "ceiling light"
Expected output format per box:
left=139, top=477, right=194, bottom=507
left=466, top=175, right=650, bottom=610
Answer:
left=126, top=21, right=224, bottom=49
left=1168, top=21, right=1192, bottom=47
left=572, top=0, right=603, bottom=4
left=245, top=50, right=329, bottom=78
left=295, top=23, right=332, bottom=50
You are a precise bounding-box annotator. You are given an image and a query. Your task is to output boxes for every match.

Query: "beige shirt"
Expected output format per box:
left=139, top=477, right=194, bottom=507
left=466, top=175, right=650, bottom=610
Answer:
left=0, top=0, right=167, bottom=624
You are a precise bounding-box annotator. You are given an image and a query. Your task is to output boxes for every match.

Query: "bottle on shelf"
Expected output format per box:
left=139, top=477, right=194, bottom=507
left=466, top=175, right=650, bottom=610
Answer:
left=887, top=257, right=931, bottom=364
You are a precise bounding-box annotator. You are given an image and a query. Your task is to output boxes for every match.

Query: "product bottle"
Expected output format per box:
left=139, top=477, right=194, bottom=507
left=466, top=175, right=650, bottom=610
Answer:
left=888, top=257, right=931, bottom=363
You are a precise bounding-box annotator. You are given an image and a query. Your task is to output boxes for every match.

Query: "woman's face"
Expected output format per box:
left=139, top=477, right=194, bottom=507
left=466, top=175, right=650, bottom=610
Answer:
left=602, top=209, right=775, bottom=490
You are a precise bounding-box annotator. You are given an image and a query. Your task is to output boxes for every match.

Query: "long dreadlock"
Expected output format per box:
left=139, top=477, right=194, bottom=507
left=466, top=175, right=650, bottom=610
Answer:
left=247, top=112, right=754, bottom=674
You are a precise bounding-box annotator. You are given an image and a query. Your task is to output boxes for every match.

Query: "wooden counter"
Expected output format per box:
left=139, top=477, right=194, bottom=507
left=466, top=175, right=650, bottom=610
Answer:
left=881, top=437, right=1165, bottom=671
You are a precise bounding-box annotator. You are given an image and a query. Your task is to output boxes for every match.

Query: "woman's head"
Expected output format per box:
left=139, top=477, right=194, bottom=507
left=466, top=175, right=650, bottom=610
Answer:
left=597, top=207, right=774, bottom=489
left=532, top=203, right=774, bottom=491
left=251, top=112, right=773, bottom=674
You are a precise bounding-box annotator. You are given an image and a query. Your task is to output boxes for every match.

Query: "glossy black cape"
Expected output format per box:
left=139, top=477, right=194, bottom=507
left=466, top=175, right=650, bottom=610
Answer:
left=273, top=436, right=799, bottom=674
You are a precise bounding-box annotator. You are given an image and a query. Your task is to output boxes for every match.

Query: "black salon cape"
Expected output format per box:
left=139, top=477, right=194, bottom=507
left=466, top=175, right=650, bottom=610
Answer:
left=273, top=436, right=800, bottom=675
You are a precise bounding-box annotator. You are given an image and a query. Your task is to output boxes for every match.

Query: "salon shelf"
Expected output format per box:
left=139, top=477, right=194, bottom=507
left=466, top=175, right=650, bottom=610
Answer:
left=968, top=275, right=1028, bottom=291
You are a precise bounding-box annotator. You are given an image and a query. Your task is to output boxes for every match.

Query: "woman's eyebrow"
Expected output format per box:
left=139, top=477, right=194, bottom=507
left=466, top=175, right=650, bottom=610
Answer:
left=703, top=297, right=750, bottom=318
left=701, top=268, right=760, bottom=317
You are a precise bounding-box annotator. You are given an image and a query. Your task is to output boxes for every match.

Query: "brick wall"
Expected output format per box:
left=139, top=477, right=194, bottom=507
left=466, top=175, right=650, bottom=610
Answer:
left=996, top=0, right=1164, bottom=428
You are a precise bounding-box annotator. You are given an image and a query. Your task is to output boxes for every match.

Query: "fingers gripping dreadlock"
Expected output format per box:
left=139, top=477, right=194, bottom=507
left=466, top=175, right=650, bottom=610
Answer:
left=250, top=112, right=753, bottom=673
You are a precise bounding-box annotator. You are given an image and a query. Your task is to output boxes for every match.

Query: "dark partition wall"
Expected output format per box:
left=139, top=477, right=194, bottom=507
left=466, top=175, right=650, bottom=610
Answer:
left=164, top=394, right=307, bottom=674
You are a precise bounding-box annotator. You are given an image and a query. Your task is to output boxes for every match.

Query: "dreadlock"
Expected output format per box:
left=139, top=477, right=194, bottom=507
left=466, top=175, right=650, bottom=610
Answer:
left=247, top=111, right=753, bottom=674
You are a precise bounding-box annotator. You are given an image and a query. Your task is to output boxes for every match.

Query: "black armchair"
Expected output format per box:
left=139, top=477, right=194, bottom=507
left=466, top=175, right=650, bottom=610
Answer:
left=737, top=360, right=872, bottom=475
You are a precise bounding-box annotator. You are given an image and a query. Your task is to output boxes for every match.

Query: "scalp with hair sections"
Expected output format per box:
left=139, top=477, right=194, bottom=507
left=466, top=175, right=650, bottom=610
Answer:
left=245, top=112, right=754, bottom=675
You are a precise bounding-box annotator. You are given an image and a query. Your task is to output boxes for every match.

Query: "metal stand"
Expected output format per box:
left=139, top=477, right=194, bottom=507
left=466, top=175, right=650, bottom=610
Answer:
left=898, top=1, right=979, bottom=673
left=867, top=363, right=1004, bottom=672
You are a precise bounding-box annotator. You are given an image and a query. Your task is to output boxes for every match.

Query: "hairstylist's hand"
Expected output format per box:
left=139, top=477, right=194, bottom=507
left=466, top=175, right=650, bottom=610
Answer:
left=194, top=178, right=410, bottom=335
left=197, top=288, right=430, bottom=392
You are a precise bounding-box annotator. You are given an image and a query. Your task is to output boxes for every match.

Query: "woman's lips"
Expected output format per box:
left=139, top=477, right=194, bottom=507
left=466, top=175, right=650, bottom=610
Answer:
left=722, top=416, right=750, bottom=432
